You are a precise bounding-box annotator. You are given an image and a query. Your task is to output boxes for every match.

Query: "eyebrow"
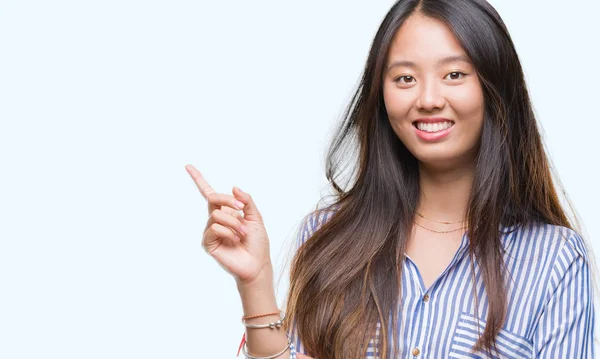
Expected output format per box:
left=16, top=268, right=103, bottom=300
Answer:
left=386, top=54, right=471, bottom=72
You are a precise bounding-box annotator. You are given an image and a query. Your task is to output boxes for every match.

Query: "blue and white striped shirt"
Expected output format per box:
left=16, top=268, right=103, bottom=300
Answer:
left=286, top=209, right=595, bottom=358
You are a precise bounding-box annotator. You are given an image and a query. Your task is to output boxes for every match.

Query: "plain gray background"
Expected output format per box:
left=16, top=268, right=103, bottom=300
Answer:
left=0, top=0, right=598, bottom=357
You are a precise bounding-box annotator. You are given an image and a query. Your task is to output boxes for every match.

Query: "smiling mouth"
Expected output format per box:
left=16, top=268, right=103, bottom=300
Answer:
left=412, top=120, right=455, bottom=133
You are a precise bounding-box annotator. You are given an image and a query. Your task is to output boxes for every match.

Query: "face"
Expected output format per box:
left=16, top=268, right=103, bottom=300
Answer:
left=382, top=13, right=485, bottom=170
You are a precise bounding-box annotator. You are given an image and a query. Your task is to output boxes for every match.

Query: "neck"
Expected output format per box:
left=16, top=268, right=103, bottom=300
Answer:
left=416, top=160, right=475, bottom=222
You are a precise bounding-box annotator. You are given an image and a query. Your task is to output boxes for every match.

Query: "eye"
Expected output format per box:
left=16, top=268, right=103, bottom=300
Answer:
left=393, top=75, right=416, bottom=84
left=445, top=71, right=467, bottom=80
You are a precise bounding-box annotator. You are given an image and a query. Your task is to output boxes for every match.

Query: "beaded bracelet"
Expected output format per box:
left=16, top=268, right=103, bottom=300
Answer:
left=242, top=310, right=286, bottom=329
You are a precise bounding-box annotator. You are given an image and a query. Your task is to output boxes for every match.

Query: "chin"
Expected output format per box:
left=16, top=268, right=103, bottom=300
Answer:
left=413, top=150, right=459, bottom=167
left=416, top=148, right=477, bottom=170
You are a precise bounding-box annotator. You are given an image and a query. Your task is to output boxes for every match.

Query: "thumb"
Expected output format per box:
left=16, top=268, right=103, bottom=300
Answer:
left=232, top=186, right=263, bottom=222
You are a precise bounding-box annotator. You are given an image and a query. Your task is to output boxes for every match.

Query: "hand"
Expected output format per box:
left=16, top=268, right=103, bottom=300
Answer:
left=185, top=164, right=273, bottom=286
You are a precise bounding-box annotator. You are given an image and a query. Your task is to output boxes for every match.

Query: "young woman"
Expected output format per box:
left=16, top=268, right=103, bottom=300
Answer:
left=187, top=0, right=597, bottom=358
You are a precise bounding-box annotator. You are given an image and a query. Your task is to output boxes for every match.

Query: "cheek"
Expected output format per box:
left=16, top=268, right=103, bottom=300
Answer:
left=383, top=86, right=412, bottom=119
left=450, top=83, right=484, bottom=120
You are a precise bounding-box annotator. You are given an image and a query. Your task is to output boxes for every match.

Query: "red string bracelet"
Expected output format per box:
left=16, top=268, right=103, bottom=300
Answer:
left=236, top=332, right=245, bottom=357
left=242, top=311, right=281, bottom=320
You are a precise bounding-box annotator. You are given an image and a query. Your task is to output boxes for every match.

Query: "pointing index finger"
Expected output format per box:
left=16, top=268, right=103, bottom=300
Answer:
left=185, top=164, right=215, bottom=199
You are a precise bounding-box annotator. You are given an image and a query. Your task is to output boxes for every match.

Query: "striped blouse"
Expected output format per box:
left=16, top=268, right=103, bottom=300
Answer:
left=283, top=209, right=595, bottom=359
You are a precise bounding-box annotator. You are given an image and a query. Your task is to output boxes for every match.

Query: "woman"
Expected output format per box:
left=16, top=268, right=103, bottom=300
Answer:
left=187, top=0, right=597, bottom=358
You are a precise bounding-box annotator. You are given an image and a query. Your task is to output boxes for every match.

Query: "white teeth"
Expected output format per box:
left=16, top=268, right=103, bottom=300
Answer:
left=416, top=121, right=453, bottom=133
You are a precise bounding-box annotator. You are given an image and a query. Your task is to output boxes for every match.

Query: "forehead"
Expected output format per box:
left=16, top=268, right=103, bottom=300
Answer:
left=386, top=13, right=470, bottom=67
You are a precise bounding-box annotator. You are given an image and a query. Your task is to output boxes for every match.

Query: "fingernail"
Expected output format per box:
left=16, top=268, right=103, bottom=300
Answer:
left=235, top=200, right=245, bottom=209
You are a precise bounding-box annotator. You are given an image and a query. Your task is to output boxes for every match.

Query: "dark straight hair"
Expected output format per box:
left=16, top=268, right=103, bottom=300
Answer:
left=283, top=0, right=596, bottom=358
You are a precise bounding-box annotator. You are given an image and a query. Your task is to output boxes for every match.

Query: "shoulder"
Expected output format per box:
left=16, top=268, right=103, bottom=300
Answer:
left=296, top=204, right=339, bottom=248
left=504, top=221, right=592, bottom=297
left=543, top=224, right=591, bottom=286
left=503, top=221, right=589, bottom=263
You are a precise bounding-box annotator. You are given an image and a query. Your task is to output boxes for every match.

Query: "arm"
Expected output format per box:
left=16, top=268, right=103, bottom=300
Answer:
left=184, top=166, right=296, bottom=359
left=238, top=270, right=296, bottom=359
left=238, top=210, right=323, bottom=359
left=249, top=208, right=334, bottom=359
left=532, top=232, right=595, bottom=358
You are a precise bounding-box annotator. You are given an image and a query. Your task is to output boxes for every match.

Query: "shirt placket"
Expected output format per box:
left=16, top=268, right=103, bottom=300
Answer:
left=409, top=289, right=432, bottom=358
left=407, top=233, right=470, bottom=358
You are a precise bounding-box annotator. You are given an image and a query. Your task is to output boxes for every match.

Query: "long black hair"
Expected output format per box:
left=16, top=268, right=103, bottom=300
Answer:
left=283, top=1, right=596, bottom=357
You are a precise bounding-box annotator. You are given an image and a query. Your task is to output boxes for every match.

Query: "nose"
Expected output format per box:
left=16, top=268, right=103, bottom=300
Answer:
left=416, top=78, right=446, bottom=112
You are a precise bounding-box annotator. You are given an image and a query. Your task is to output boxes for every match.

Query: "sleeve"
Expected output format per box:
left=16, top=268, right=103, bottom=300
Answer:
left=288, top=331, right=299, bottom=359
left=532, top=231, right=596, bottom=358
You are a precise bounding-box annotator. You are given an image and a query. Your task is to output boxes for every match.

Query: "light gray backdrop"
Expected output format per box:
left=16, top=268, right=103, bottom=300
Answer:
left=0, top=0, right=598, bottom=358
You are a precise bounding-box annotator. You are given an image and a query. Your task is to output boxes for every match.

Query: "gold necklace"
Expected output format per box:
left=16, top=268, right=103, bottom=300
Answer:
left=413, top=220, right=467, bottom=234
left=415, top=210, right=464, bottom=224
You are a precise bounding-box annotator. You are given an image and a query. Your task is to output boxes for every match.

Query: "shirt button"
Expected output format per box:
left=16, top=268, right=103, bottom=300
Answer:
left=412, top=347, right=421, bottom=356
left=423, top=294, right=430, bottom=302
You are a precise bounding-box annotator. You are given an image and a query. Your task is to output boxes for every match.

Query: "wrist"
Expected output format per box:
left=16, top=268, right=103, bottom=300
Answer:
left=236, top=264, right=279, bottom=316
left=236, top=262, right=274, bottom=294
